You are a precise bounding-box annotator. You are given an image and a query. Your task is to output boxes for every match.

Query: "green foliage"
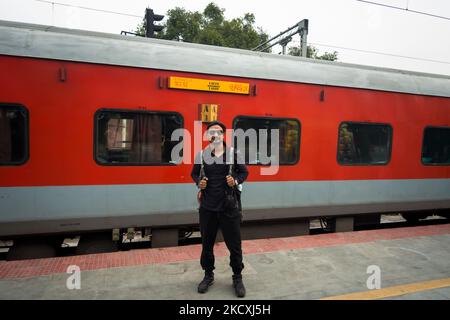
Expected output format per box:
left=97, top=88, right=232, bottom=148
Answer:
left=135, top=3, right=269, bottom=51
left=288, top=45, right=338, bottom=61
left=134, top=2, right=336, bottom=60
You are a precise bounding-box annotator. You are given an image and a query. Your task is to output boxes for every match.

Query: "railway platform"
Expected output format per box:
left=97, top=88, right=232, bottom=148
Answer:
left=0, top=223, right=449, bottom=300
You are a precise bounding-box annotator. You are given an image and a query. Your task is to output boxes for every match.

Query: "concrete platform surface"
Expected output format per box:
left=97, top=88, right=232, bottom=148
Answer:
left=0, top=224, right=449, bottom=300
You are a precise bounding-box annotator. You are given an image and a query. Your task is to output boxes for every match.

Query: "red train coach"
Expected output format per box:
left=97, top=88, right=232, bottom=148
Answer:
left=0, top=20, right=449, bottom=246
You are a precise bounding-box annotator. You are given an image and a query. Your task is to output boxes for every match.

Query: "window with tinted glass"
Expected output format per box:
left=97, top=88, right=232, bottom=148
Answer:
left=95, top=109, right=183, bottom=165
left=337, top=122, right=392, bottom=165
left=422, top=127, right=450, bottom=165
left=0, top=104, right=28, bottom=165
left=233, top=116, right=300, bottom=165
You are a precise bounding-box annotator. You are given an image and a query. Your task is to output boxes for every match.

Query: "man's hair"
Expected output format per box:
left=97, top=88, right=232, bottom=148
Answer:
left=206, top=121, right=226, bottom=132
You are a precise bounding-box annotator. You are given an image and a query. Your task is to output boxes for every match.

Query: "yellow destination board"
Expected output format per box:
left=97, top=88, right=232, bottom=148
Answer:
left=168, top=76, right=250, bottom=95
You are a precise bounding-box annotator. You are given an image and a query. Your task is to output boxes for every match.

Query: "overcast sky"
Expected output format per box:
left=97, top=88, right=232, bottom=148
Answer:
left=1, top=0, right=450, bottom=75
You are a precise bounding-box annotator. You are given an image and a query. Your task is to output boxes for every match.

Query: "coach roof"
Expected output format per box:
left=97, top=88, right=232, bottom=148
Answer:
left=0, top=19, right=449, bottom=98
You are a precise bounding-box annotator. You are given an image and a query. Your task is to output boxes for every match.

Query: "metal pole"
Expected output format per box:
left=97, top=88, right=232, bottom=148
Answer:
left=300, top=30, right=308, bottom=57
left=254, top=19, right=309, bottom=57
left=279, top=36, right=292, bottom=55
left=298, top=19, right=308, bottom=58
left=252, top=23, right=300, bottom=51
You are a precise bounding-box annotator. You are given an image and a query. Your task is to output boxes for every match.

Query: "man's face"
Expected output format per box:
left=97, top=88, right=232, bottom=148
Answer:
left=206, top=124, right=224, bottom=145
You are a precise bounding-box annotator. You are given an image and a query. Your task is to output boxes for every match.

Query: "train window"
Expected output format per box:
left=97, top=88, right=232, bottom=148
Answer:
left=233, top=116, right=300, bottom=165
left=421, top=127, right=450, bottom=165
left=95, top=109, right=183, bottom=165
left=0, top=104, right=28, bottom=165
left=337, top=122, right=392, bottom=165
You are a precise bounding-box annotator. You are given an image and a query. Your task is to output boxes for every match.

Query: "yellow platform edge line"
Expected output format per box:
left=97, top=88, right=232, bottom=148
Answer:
left=320, top=277, right=450, bottom=300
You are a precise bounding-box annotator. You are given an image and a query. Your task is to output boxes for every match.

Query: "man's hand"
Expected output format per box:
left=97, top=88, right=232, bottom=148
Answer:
left=199, top=177, right=208, bottom=190
left=226, top=175, right=235, bottom=187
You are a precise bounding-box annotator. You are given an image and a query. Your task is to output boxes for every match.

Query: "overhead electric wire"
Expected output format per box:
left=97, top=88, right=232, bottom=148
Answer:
left=356, top=0, right=450, bottom=21
left=35, top=0, right=143, bottom=18
left=30, top=0, right=450, bottom=66
left=290, top=40, right=450, bottom=65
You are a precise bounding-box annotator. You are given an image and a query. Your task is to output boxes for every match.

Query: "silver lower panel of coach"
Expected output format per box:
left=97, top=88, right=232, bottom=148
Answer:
left=0, top=179, right=449, bottom=236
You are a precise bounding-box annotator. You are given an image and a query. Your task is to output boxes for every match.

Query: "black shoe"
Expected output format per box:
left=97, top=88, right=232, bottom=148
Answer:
left=198, top=272, right=214, bottom=294
left=232, top=274, right=246, bottom=298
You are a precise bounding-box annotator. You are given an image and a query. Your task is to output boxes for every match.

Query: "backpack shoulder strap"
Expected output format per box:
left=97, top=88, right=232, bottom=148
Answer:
left=200, top=150, right=205, bottom=178
left=228, top=147, right=234, bottom=176
left=229, top=147, right=243, bottom=191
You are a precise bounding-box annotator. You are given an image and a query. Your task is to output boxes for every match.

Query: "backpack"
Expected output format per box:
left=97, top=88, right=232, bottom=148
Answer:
left=197, top=148, right=243, bottom=221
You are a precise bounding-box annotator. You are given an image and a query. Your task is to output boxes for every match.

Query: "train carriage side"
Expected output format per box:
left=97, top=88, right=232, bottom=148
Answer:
left=0, top=20, right=449, bottom=242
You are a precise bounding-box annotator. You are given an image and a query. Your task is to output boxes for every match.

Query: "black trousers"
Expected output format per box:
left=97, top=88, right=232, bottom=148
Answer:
left=199, top=207, right=244, bottom=275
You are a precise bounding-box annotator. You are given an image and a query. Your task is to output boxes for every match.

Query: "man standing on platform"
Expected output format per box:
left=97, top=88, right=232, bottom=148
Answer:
left=191, top=121, right=249, bottom=298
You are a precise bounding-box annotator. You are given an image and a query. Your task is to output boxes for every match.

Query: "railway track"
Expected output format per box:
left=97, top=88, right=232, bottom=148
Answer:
left=1, top=214, right=448, bottom=261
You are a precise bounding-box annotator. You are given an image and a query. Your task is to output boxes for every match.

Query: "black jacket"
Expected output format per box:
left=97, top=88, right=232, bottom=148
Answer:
left=191, top=146, right=248, bottom=212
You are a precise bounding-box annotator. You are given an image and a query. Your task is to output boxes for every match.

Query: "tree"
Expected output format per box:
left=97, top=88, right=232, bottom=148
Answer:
left=288, top=45, right=338, bottom=61
left=135, top=3, right=269, bottom=51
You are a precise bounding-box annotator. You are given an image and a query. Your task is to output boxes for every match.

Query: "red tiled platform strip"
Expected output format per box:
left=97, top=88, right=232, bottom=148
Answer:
left=0, top=224, right=449, bottom=279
